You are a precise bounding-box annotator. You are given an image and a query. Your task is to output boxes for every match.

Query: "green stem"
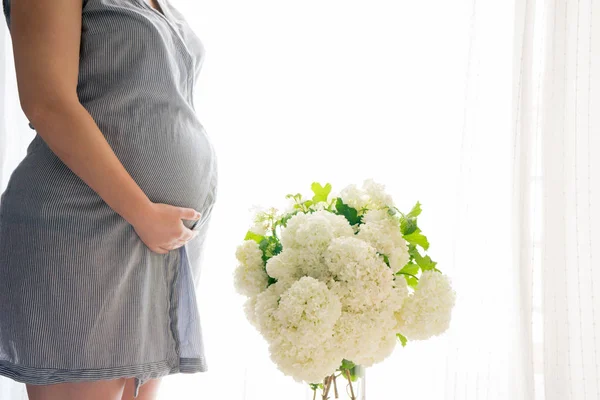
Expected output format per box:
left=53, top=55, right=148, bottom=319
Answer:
left=344, top=369, right=356, bottom=400
left=396, top=271, right=420, bottom=280
left=271, top=218, right=279, bottom=239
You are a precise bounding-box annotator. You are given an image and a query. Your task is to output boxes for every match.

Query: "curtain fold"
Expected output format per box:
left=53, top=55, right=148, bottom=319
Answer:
left=513, top=0, right=600, bottom=398
left=441, top=0, right=526, bottom=397
left=535, top=0, right=600, bottom=398
left=512, top=0, right=537, bottom=398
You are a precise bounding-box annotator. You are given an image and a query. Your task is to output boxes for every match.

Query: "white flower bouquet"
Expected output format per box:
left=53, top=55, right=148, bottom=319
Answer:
left=233, top=180, right=456, bottom=399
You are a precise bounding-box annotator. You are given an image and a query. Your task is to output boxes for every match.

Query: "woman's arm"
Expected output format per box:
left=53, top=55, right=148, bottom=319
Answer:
left=9, top=0, right=155, bottom=226
left=8, top=0, right=200, bottom=253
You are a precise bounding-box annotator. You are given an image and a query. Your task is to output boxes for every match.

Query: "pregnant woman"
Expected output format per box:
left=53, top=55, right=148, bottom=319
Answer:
left=0, top=0, right=218, bottom=399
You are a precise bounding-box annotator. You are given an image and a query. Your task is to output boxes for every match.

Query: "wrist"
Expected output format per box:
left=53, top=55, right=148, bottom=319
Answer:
left=123, top=196, right=155, bottom=227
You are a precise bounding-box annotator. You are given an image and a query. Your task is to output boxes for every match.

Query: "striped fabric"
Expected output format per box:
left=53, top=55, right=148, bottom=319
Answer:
left=0, top=0, right=218, bottom=398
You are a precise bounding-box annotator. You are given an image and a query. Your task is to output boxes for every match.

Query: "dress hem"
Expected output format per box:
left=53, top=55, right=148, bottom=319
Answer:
left=0, top=356, right=207, bottom=387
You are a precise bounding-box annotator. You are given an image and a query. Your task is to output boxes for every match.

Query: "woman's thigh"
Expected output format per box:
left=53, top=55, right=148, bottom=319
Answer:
left=26, top=377, right=127, bottom=400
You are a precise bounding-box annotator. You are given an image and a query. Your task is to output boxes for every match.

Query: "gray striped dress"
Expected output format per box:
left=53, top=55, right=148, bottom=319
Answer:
left=0, top=0, right=218, bottom=397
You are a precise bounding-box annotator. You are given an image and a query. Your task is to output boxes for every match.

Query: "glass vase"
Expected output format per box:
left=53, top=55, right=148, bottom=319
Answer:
left=305, top=365, right=366, bottom=400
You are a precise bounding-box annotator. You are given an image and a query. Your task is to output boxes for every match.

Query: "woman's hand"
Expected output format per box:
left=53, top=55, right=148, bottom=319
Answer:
left=132, top=202, right=201, bottom=255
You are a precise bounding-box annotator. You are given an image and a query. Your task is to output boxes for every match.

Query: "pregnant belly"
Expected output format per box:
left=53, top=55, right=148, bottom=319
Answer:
left=112, top=129, right=217, bottom=225
left=88, top=98, right=217, bottom=217
left=0, top=129, right=217, bottom=232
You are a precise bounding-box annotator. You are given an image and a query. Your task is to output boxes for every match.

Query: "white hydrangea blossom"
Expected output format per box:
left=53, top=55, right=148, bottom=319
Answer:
left=356, top=209, right=405, bottom=256
left=396, top=270, right=456, bottom=340
left=283, top=197, right=298, bottom=214
left=354, top=331, right=399, bottom=367
left=339, top=179, right=395, bottom=211
left=324, top=236, right=396, bottom=312
left=235, top=239, right=263, bottom=267
left=269, top=336, right=344, bottom=384
left=254, top=279, right=293, bottom=342
left=243, top=295, right=260, bottom=329
left=248, top=205, right=273, bottom=235
left=339, top=183, right=370, bottom=211
left=392, top=275, right=410, bottom=307
left=275, top=276, right=342, bottom=348
left=233, top=240, right=269, bottom=297
left=238, top=182, right=454, bottom=385
left=280, top=210, right=354, bottom=252
left=330, top=310, right=398, bottom=367
left=249, top=221, right=269, bottom=236
left=323, top=236, right=381, bottom=279
left=389, top=240, right=410, bottom=274
left=362, top=178, right=395, bottom=209
left=297, top=251, right=330, bottom=280
left=266, top=248, right=330, bottom=281
left=265, top=249, right=302, bottom=281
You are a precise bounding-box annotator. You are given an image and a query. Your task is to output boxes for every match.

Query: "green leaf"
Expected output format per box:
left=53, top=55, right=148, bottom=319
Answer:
left=244, top=231, right=264, bottom=244
left=258, top=236, right=283, bottom=264
left=397, top=333, right=408, bottom=347
left=404, top=228, right=430, bottom=250
left=399, top=262, right=419, bottom=276
left=267, top=276, right=277, bottom=286
left=405, top=275, right=419, bottom=289
left=278, top=211, right=297, bottom=228
left=338, top=360, right=361, bottom=382
left=407, top=201, right=422, bottom=218
left=379, top=253, right=390, bottom=267
left=309, top=383, right=323, bottom=390
left=335, top=198, right=362, bottom=226
left=340, top=359, right=355, bottom=371
left=408, top=243, right=419, bottom=256
left=311, top=182, right=332, bottom=203
left=407, top=243, right=419, bottom=258
left=413, top=252, right=437, bottom=271
left=285, top=193, right=303, bottom=202
left=258, top=238, right=269, bottom=254
left=400, top=216, right=418, bottom=235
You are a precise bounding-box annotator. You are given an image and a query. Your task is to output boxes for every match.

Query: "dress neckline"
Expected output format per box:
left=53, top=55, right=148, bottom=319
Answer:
left=134, top=0, right=195, bottom=72
left=139, top=0, right=168, bottom=20
left=151, top=0, right=167, bottom=18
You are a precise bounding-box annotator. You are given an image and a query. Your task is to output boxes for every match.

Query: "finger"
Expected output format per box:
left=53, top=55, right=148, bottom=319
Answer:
left=166, top=239, right=187, bottom=250
left=173, top=240, right=186, bottom=249
left=179, top=207, right=201, bottom=221
left=180, top=228, right=197, bottom=242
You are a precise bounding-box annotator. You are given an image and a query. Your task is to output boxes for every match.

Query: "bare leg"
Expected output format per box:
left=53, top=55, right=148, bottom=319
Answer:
left=121, top=377, right=163, bottom=400
left=26, top=378, right=127, bottom=400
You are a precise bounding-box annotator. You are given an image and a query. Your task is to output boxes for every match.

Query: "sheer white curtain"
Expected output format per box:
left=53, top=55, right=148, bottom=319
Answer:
left=514, top=0, right=600, bottom=398
left=518, top=0, right=600, bottom=398
left=2, top=0, right=594, bottom=399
